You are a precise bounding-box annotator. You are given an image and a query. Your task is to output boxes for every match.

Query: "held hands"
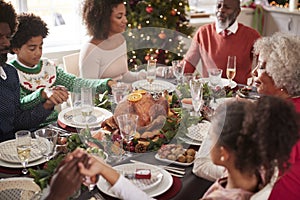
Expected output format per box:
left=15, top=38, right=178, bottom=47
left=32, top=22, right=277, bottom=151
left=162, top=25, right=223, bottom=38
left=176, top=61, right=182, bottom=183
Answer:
left=46, top=152, right=89, bottom=200
left=42, top=85, right=69, bottom=110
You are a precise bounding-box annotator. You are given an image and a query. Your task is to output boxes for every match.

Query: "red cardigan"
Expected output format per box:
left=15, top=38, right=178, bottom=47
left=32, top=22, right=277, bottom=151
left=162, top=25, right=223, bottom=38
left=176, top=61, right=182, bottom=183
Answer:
left=184, top=23, right=260, bottom=84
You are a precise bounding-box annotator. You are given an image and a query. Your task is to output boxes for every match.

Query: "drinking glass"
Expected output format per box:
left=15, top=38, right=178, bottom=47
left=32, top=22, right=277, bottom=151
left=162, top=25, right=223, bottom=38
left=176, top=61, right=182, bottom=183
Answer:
left=172, top=60, right=185, bottom=85
left=208, top=68, right=223, bottom=87
left=189, top=79, right=203, bottom=116
left=34, top=128, right=58, bottom=161
left=15, top=130, right=32, bottom=174
left=81, top=87, right=95, bottom=123
left=226, top=56, right=236, bottom=87
left=111, top=82, right=129, bottom=104
left=146, top=59, right=157, bottom=91
left=116, top=114, right=139, bottom=157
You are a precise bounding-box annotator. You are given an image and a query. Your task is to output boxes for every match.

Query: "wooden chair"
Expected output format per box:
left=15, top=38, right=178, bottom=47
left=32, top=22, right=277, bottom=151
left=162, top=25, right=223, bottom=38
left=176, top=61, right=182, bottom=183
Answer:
left=62, top=52, right=80, bottom=77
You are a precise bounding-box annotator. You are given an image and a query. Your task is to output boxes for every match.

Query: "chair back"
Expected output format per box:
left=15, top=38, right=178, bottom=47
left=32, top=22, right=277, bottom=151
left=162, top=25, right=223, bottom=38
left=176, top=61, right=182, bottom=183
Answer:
left=62, top=52, right=80, bottom=76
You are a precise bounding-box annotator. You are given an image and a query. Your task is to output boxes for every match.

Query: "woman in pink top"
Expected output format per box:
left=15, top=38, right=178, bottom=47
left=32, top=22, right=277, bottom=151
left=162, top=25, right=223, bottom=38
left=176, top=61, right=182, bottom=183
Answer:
left=252, top=33, right=300, bottom=200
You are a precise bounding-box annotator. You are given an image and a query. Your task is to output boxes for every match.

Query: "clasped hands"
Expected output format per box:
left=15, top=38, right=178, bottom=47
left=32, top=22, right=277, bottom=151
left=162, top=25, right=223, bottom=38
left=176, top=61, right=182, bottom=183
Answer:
left=42, top=85, right=69, bottom=110
left=46, top=148, right=115, bottom=200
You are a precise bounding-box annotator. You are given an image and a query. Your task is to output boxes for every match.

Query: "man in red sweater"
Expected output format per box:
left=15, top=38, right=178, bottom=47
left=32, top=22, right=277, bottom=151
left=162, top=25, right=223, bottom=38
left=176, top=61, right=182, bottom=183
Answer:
left=185, top=0, right=260, bottom=84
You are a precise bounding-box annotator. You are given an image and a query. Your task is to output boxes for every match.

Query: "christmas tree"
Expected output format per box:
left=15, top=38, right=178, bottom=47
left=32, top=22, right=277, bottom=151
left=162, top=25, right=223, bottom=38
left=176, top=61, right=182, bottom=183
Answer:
left=124, top=0, right=195, bottom=70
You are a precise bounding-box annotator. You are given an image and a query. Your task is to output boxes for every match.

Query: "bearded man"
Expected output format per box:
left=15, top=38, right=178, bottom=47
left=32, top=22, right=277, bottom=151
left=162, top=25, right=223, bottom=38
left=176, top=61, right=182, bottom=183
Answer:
left=184, top=0, right=260, bottom=85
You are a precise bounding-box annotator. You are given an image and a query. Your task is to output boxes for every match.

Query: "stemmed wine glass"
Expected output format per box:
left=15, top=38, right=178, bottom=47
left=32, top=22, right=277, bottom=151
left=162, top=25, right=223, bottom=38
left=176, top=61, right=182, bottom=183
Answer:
left=34, top=128, right=58, bottom=161
left=15, top=130, right=32, bottom=174
left=189, top=79, right=203, bottom=116
left=172, top=60, right=185, bottom=85
left=117, top=114, right=139, bottom=157
left=226, top=56, right=236, bottom=87
left=146, top=59, right=156, bottom=91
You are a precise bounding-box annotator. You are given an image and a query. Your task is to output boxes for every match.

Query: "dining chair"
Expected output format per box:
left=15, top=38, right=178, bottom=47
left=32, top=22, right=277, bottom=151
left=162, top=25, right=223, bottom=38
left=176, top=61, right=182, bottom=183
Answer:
left=62, top=52, right=80, bottom=109
left=62, top=52, right=80, bottom=77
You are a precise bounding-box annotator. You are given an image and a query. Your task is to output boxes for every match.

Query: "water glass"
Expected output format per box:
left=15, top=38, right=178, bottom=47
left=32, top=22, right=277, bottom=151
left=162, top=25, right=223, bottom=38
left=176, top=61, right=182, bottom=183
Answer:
left=15, top=130, right=32, bottom=174
left=81, top=87, right=94, bottom=123
left=111, top=82, right=129, bottom=104
left=208, top=68, right=223, bottom=87
left=34, top=128, right=58, bottom=161
left=116, top=114, right=139, bottom=157
left=172, top=60, right=185, bottom=85
left=146, top=59, right=157, bottom=91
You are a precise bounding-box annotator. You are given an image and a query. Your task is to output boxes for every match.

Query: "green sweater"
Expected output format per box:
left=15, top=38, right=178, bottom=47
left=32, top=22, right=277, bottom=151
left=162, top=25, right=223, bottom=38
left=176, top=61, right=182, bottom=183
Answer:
left=11, top=59, right=111, bottom=126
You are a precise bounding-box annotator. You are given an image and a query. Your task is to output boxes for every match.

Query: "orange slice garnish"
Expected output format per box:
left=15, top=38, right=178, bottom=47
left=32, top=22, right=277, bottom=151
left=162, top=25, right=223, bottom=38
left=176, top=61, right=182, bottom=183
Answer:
left=127, top=93, right=143, bottom=102
left=133, top=89, right=147, bottom=94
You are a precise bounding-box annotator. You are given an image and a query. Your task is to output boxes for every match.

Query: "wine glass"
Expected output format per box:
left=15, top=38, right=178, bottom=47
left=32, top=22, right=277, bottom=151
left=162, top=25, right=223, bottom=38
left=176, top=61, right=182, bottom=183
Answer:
left=34, top=128, right=58, bottom=161
left=15, top=130, right=32, bottom=174
left=146, top=59, right=157, bottom=91
left=80, top=87, right=95, bottom=124
left=172, top=60, right=185, bottom=85
left=226, top=56, right=236, bottom=87
left=117, top=114, right=139, bottom=157
left=189, top=79, right=203, bottom=116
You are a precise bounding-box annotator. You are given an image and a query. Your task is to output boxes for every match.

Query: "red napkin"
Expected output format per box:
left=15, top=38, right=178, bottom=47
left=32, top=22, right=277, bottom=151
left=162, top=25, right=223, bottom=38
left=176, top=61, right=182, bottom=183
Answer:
left=156, top=176, right=182, bottom=200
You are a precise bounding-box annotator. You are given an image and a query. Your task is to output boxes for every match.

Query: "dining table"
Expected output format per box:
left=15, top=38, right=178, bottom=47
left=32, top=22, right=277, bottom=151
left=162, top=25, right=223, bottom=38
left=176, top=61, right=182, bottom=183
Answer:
left=0, top=75, right=248, bottom=199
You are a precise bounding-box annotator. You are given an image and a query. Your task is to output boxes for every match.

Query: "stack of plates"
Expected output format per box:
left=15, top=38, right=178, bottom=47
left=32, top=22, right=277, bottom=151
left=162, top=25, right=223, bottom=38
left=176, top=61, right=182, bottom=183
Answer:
left=97, top=163, right=173, bottom=198
left=179, top=121, right=211, bottom=145
left=0, top=139, right=46, bottom=168
left=132, top=80, right=176, bottom=93
left=58, top=107, right=113, bottom=129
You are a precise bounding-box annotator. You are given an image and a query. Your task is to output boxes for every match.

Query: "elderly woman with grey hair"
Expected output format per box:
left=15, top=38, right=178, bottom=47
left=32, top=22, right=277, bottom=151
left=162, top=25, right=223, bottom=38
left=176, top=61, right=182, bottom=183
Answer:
left=252, top=32, right=300, bottom=200
left=252, top=32, right=300, bottom=103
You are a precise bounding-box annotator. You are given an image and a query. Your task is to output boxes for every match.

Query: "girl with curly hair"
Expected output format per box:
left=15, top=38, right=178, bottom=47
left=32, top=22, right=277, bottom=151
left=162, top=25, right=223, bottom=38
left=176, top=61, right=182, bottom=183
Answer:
left=79, top=0, right=147, bottom=82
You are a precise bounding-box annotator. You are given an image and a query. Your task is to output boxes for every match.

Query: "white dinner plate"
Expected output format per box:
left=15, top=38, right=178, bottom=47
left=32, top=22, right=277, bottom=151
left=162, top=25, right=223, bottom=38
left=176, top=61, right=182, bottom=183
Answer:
left=0, top=157, right=46, bottom=169
left=97, top=163, right=173, bottom=198
left=0, top=177, right=41, bottom=200
left=178, top=136, right=202, bottom=146
left=0, top=139, right=43, bottom=163
left=58, top=107, right=112, bottom=129
left=132, top=80, right=176, bottom=93
left=154, top=153, right=194, bottom=166
left=186, top=121, right=211, bottom=142
left=201, top=78, right=237, bottom=89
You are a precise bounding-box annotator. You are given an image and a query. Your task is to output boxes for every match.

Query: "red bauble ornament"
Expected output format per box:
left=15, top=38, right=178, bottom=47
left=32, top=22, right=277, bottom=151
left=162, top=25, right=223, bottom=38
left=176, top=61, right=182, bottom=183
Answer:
left=171, top=9, right=176, bottom=16
left=146, top=6, right=153, bottom=13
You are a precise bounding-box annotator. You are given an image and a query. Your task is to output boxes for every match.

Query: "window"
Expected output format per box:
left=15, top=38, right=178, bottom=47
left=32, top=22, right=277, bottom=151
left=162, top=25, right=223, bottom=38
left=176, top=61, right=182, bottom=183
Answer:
left=6, top=0, right=87, bottom=53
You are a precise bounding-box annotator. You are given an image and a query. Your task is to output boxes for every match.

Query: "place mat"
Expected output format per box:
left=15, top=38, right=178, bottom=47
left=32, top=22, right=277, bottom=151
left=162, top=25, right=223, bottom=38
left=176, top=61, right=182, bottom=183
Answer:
left=186, top=121, right=211, bottom=142
left=0, top=139, right=42, bottom=163
left=156, top=176, right=182, bottom=200
left=57, top=120, right=77, bottom=133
